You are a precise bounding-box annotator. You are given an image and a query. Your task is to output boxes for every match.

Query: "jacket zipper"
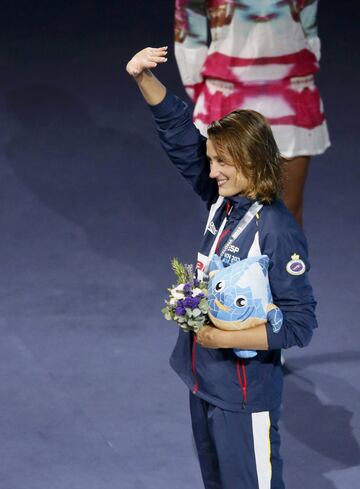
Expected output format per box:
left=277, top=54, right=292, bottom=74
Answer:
left=192, top=337, right=248, bottom=407
left=236, top=358, right=248, bottom=408
left=191, top=335, right=199, bottom=394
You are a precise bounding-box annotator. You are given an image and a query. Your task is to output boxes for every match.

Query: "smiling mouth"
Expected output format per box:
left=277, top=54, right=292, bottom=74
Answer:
left=217, top=179, right=228, bottom=187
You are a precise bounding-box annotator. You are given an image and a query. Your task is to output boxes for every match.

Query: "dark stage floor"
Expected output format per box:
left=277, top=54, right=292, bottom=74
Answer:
left=0, top=2, right=359, bottom=488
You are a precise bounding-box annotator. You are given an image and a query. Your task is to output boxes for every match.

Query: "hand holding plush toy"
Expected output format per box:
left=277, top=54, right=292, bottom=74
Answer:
left=207, top=255, right=283, bottom=358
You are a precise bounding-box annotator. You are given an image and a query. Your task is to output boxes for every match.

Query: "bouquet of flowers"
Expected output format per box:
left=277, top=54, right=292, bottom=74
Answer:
left=161, top=258, right=209, bottom=333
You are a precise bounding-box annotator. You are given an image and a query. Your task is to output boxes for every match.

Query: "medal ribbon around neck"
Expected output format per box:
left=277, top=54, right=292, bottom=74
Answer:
left=199, top=201, right=263, bottom=280
left=219, top=202, right=263, bottom=259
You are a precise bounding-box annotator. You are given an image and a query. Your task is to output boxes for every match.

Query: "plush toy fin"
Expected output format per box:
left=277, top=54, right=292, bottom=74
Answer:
left=234, top=349, right=257, bottom=359
left=267, top=306, right=283, bottom=334
left=258, top=255, right=270, bottom=275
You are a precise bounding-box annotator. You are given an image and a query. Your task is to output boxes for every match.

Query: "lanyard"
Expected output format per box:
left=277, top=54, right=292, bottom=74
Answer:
left=200, top=201, right=263, bottom=279
left=219, top=201, right=263, bottom=258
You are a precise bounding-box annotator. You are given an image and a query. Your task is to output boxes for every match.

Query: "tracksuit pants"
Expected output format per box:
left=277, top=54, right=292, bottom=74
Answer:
left=190, top=392, right=285, bottom=489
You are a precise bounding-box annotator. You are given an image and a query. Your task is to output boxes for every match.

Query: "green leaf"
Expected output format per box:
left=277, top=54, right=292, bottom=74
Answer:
left=192, top=308, right=201, bottom=318
left=171, top=258, right=187, bottom=284
left=199, top=298, right=209, bottom=313
left=185, top=308, right=193, bottom=317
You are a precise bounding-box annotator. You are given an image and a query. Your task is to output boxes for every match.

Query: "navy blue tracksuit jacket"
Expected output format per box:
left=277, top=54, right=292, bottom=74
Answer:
left=150, top=92, right=317, bottom=415
left=148, top=91, right=317, bottom=488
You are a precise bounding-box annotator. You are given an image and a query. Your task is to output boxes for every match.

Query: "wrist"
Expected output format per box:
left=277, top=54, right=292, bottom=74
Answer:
left=134, top=68, right=152, bottom=83
left=214, top=328, right=231, bottom=349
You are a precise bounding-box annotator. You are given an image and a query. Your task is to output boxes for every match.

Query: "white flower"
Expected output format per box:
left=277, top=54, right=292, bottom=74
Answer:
left=192, top=288, right=204, bottom=297
left=170, top=284, right=185, bottom=300
left=169, top=297, right=177, bottom=306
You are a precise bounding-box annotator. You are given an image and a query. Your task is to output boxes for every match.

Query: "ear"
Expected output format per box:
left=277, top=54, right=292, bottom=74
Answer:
left=208, top=254, right=224, bottom=274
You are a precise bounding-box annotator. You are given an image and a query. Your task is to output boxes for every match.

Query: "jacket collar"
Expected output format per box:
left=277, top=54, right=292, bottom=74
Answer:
left=224, top=195, right=254, bottom=214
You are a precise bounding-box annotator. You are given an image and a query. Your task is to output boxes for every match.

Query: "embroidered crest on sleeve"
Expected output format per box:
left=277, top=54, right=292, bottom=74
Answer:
left=286, top=254, right=306, bottom=276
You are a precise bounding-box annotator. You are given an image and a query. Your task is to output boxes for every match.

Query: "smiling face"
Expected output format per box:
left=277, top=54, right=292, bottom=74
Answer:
left=207, top=138, right=249, bottom=197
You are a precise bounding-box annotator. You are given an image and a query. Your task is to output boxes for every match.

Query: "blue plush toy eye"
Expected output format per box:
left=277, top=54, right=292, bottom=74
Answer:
left=215, top=280, right=225, bottom=292
left=235, top=296, right=247, bottom=307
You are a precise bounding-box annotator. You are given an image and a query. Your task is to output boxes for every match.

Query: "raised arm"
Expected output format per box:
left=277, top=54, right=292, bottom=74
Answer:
left=126, top=47, right=217, bottom=205
left=126, top=46, right=168, bottom=105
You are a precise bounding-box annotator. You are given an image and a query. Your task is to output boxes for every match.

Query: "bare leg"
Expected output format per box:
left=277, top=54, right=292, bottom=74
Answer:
left=282, top=156, right=310, bottom=228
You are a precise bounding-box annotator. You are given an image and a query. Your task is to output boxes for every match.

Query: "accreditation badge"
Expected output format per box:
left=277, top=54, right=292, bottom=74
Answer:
left=286, top=254, right=306, bottom=276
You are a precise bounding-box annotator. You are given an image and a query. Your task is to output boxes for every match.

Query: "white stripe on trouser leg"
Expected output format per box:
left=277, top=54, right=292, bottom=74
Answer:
left=251, top=411, right=272, bottom=489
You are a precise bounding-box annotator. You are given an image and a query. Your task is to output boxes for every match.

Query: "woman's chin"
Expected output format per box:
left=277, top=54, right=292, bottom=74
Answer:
left=218, top=186, right=231, bottom=197
left=219, top=188, right=236, bottom=197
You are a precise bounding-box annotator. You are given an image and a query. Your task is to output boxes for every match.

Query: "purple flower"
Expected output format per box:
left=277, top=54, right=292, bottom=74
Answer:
left=183, top=296, right=200, bottom=309
left=175, top=300, right=186, bottom=316
left=183, top=283, right=192, bottom=296
left=194, top=278, right=200, bottom=288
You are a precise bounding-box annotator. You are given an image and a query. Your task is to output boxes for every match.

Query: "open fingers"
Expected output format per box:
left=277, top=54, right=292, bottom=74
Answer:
left=142, top=47, right=167, bottom=69
left=150, top=56, right=167, bottom=63
left=143, top=46, right=167, bottom=61
left=126, top=46, right=168, bottom=77
left=146, top=46, right=168, bottom=56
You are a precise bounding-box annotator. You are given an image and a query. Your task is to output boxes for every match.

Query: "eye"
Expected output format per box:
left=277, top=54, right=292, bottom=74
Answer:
left=235, top=296, right=247, bottom=307
left=215, top=280, right=225, bottom=292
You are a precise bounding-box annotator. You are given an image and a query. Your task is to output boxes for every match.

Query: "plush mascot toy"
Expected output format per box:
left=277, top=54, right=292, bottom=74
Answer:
left=207, top=254, right=283, bottom=358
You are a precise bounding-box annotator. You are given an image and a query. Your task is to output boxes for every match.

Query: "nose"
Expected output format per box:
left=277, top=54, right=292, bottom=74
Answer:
left=209, top=161, right=220, bottom=179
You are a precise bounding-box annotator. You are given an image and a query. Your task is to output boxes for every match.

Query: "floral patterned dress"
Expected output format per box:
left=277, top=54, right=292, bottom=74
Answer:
left=175, top=0, right=330, bottom=157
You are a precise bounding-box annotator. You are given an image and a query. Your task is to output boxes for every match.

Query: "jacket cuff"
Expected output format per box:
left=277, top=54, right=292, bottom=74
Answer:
left=266, top=321, right=285, bottom=350
left=148, top=90, right=176, bottom=117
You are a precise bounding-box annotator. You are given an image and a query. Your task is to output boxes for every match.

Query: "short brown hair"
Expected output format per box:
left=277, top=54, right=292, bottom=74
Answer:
left=207, top=110, right=282, bottom=204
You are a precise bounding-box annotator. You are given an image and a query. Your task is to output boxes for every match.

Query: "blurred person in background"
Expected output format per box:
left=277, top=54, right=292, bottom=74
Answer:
left=174, top=0, right=330, bottom=227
